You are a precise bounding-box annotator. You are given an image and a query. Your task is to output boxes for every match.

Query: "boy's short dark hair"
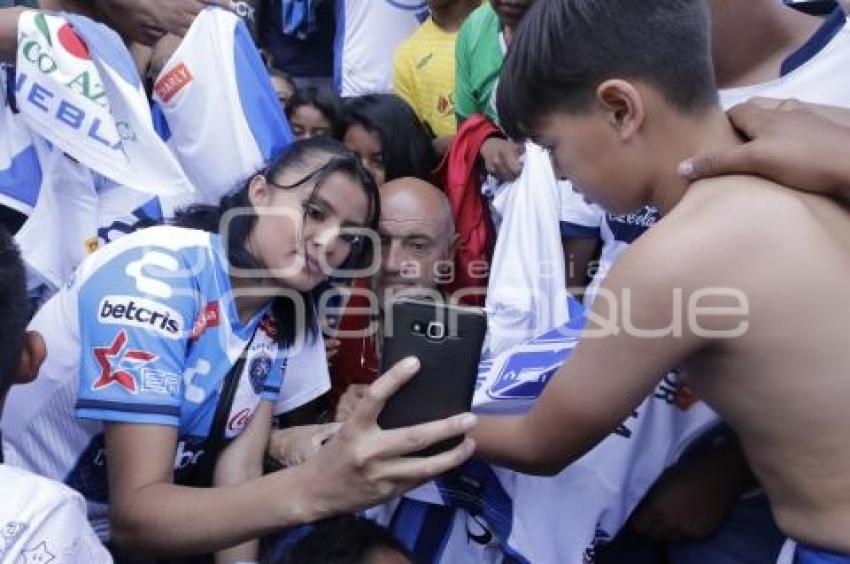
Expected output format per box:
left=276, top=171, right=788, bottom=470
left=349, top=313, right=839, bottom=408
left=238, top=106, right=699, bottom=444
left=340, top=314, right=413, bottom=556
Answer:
left=497, top=0, right=718, bottom=139
left=0, top=227, right=29, bottom=395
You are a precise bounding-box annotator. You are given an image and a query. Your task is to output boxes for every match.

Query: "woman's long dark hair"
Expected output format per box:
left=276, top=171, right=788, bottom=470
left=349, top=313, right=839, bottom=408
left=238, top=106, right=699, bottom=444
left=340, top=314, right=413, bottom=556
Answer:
left=341, top=94, right=437, bottom=182
left=173, top=137, right=380, bottom=346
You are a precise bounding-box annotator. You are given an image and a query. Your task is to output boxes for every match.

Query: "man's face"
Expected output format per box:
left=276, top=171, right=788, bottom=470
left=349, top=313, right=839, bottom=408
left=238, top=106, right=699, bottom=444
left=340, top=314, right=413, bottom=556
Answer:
left=533, top=110, right=645, bottom=215
left=374, top=190, right=455, bottom=302
left=492, top=0, right=536, bottom=29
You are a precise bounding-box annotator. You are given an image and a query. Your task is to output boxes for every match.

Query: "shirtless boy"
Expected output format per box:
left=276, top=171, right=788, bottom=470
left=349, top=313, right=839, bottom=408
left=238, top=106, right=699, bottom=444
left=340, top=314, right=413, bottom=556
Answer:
left=473, top=0, right=850, bottom=559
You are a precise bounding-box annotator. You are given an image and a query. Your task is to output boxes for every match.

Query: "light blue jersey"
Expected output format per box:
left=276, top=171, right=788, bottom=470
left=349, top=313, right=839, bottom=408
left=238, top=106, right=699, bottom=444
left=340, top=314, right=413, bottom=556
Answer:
left=1, top=226, right=306, bottom=539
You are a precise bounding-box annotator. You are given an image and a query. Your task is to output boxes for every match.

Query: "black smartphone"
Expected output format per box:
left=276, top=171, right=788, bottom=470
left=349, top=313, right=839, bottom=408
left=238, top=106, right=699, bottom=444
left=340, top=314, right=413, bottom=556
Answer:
left=377, top=298, right=487, bottom=456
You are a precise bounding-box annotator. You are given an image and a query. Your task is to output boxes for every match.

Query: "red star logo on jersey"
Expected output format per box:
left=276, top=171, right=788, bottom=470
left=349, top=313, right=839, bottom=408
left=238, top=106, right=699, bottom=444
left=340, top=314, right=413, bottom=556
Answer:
left=92, top=330, right=158, bottom=394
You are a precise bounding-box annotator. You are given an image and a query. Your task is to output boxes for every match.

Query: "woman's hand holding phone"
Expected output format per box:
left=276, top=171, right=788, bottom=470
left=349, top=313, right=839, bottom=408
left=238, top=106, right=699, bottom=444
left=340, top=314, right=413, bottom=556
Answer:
left=296, top=357, right=477, bottom=518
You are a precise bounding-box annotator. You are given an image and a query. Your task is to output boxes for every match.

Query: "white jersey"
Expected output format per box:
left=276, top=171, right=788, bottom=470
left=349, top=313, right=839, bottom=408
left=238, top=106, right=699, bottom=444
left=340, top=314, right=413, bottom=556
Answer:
left=152, top=7, right=293, bottom=209
left=0, top=69, right=42, bottom=216
left=374, top=8, right=850, bottom=564
left=1, top=226, right=328, bottom=539
left=274, top=329, right=331, bottom=416
left=371, top=324, right=717, bottom=564
left=9, top=8, right=293, bottom=298
left=0, top=465, right=112, bottom=563
left=559, top=200, right=658, bottom=306
left=13, top=11, right=191, bottom=198
left=719, top=7, right=850, bottom=107
left=334, top=0, right=427, bottom=96
left=484, top=143, right=569, bottom=360
left=561, top=6, right=850, bottom=305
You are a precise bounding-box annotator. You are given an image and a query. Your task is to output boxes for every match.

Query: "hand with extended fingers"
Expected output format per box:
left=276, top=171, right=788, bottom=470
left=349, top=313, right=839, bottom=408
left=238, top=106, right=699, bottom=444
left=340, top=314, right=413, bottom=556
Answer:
left=301, top=357, right=477, bottom=518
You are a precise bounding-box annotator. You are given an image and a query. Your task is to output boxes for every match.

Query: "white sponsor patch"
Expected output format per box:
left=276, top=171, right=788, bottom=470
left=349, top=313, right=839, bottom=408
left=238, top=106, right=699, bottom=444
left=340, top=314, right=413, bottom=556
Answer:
left=125, top=251, right=180, bottom=298
left=97, top=294, right=185, bottom=338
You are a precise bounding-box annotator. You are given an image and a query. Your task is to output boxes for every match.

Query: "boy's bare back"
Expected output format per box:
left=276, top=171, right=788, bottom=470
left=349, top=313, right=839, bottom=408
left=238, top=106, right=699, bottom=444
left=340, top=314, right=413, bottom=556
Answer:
left=641, top=175, right=850, bottom=550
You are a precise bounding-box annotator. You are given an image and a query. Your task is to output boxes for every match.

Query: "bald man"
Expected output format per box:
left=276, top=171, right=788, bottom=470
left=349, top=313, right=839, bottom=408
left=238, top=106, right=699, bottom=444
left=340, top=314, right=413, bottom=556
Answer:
left=333, top=178, right=459, bottom=422
left=373, top=177, right=459, bottom=306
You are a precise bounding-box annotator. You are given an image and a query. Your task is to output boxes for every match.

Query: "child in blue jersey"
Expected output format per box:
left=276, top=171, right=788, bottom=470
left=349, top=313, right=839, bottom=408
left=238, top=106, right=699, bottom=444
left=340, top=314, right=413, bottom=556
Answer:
left=1, top=137, right=478, bottom=559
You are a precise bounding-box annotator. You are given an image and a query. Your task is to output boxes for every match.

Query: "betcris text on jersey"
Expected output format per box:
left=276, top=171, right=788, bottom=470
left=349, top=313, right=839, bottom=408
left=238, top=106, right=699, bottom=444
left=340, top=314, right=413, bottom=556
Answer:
left=98, top=295, right=186, bottom=338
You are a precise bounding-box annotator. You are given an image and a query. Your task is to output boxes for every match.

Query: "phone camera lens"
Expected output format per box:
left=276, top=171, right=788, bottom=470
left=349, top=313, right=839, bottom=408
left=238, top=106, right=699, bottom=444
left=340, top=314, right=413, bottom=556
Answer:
left=426, top=321, right=446, bottom=341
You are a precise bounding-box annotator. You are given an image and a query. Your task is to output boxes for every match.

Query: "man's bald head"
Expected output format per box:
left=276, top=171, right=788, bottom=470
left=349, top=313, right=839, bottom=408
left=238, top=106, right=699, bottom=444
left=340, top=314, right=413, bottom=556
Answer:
left=375, top=178, right=459, bottom=300
left=379, top=177, right=455, bottom=235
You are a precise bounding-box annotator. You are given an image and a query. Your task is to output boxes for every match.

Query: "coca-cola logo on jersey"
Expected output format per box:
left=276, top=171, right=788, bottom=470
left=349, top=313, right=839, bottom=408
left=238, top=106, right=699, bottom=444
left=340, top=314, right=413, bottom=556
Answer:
left=228, top=408, right=254, bottom=433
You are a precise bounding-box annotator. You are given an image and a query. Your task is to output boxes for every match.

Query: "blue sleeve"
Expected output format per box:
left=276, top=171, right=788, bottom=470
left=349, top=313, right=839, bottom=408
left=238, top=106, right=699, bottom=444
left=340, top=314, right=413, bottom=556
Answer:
left=560, top=221, right=601, bottom=239
left=233, top=17, right=294, bottom=161
left=261, top=354, right=286, bottom=402
left=74, top=246, right=199, bottom=427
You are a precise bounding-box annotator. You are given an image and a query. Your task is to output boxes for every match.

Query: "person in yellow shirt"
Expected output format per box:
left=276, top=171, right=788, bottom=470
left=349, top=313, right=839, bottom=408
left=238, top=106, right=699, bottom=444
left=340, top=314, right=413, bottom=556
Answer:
left=393, top=0, right=481, bottom=156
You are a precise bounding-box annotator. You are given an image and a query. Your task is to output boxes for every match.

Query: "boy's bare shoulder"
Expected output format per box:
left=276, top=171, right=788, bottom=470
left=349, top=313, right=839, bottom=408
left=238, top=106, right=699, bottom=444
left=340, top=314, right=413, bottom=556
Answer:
left=624, top=175, right=811, bottom=285
left=660, top=175, right=813, bottom=241
left=683, top=174, right=809, bottom=214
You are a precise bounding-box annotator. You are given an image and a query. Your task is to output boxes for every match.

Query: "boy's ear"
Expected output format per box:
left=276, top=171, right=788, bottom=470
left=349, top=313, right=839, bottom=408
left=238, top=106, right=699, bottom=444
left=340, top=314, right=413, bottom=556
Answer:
left=595, top=79, right=645, bottom=141
left=15, top=331, right=46, bottom=385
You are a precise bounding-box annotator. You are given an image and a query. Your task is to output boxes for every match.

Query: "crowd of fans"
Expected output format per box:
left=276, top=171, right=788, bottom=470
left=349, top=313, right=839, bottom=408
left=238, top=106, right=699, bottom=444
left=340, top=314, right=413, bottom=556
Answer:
left=3, top=0, right=850, bottom=563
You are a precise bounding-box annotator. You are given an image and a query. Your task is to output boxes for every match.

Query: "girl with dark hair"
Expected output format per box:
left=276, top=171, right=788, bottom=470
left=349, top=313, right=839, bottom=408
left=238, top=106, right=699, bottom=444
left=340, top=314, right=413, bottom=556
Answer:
left=286, top=86, right=343, bottom=140
left=173, top=137, right=376, bottom=345
left=1, top=137, right=477, bottom=560
left=341, top=94, right=437, bottom=186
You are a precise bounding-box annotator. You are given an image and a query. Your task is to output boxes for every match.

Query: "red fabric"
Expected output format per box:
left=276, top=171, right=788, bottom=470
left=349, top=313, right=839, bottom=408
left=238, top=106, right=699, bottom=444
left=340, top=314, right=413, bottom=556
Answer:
left=330, top=116, right=499, bottom=400
left=327, top=278, right=380, bottom=405
left=432, top=113, right=499, bottom=306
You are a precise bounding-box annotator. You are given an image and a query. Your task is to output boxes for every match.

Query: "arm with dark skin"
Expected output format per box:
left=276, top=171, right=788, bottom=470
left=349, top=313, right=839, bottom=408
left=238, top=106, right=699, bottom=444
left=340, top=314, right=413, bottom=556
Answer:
left=480, top=136, right=525, bottom=182
left=0, top=7, right=24, bottom=62
left=91, top=0, right=233, bottom=46
left=2, top=0, right=229, bottom=63
left=680, top=98, right=850, bottom=205
left=563, top=236, right=600, bottom=299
